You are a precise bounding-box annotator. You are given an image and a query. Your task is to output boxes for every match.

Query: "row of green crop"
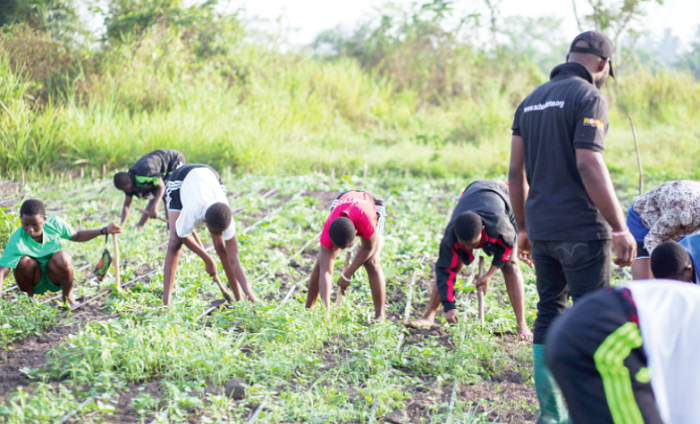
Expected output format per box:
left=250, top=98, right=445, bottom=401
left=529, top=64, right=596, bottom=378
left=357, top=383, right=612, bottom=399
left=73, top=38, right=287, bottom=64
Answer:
left=0, top=174, right=536, bottom=423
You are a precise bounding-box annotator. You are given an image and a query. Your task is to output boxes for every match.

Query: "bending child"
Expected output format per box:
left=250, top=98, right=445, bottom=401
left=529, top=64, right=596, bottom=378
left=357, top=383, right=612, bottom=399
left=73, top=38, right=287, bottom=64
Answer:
left=114, top=149, right=185, bottom=230
left=649, top=235, right=700, bottom=283
left=162, top=164, right=256, bottom=305
left=305, top=190, right=387, bottom=320
left=626, top=180, right=700, bottom=279
left=0, top=199, right=122, bottom=306
left=409, top=181, right=532, bottom=340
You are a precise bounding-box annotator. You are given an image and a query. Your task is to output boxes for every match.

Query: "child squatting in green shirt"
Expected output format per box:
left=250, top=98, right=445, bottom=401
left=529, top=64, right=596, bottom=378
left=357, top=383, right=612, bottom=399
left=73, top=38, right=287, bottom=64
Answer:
left=0, top=199, right=121, bottom=306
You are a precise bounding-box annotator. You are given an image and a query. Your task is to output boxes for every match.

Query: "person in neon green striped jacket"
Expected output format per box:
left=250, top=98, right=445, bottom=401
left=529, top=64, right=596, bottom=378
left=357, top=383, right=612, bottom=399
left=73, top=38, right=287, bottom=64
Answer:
left=546, top=280, right=700, bottom=424
left=114, top=149, right=185, bottom=230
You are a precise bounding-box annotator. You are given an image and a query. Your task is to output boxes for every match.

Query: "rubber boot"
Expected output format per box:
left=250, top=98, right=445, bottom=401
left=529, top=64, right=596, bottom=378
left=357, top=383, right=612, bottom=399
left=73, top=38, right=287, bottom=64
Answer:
left=533, top=344, right=568, bottom=424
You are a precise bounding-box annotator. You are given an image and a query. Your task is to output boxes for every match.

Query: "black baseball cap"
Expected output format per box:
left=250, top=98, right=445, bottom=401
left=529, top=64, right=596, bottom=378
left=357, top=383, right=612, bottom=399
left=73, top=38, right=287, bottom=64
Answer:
left=569, top=31, right=615, bottom=78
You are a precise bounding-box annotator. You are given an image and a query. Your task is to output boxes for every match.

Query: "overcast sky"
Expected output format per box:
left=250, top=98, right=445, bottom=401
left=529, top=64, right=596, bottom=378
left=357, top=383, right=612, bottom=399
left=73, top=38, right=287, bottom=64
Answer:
left=236, top=0, right=700, bottom=50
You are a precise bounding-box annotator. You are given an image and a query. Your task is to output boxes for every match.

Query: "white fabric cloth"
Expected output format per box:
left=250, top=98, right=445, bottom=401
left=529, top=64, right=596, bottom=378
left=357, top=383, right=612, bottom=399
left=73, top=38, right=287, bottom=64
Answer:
left=176, top=168, right=235, bottom=241
left=626, top=280, right=700, bottom=424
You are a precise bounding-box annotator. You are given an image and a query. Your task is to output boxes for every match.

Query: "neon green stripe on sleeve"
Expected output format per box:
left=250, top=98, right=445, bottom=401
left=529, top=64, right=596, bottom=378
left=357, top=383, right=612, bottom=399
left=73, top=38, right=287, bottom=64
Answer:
left=594, top=322, right=645, bottom=424
left=134, top=175, right=159, bottom=187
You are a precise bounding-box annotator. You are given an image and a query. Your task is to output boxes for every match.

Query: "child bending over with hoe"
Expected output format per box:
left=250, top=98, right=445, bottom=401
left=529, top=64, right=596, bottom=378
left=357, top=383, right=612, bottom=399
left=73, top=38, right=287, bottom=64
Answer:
left=408, top=181, right=532, bottom=340
left=162, top=164, right=256, bottom=306
left=305, top=190, right=387, bottom=320
left=114, top=149, right=185, bottom=230
left=0, top=199, right=122, bottom=307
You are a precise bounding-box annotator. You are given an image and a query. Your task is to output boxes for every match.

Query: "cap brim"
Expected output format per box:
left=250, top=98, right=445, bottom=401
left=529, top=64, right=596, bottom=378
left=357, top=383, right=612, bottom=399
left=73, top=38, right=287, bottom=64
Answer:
left=609, top=60, right=615, bottom=78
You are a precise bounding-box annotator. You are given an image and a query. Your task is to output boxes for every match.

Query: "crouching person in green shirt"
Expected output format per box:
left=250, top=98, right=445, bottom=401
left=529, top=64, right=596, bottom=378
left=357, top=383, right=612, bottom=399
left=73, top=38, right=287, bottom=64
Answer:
left=0, top=199, right=122, bottom=306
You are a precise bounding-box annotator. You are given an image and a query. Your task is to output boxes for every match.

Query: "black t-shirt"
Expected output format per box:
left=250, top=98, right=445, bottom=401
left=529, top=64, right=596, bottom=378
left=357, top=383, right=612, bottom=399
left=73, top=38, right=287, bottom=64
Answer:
left=127, top=149, right=185, bottom=198
left=436, top=181, right=517, bottom=312
left=512, top=62, right=611, bottom=241
left=169, top=164, right=223, bottom=185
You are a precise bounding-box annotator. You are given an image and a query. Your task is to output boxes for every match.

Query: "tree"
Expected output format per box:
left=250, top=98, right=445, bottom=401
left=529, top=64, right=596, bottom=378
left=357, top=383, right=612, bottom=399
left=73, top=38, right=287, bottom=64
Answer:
left=0, top=0, right=84, bottom=42
left=483, top=0, right=504, bottom=47
left=571, top=0, right=664, bottom=69
left=679, top=26, right=700, bottom=79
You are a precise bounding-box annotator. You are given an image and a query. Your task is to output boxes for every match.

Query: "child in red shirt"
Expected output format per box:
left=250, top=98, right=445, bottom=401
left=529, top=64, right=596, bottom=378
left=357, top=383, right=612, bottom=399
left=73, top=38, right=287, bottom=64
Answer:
left=306, top=191, right=387, bottom=320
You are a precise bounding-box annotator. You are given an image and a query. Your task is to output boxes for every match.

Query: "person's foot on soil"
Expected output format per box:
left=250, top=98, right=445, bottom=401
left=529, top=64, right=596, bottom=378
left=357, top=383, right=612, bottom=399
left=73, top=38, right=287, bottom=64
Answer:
left=406, top=317, right=434, bottom=328
left=63, top=295, right=78, bottom=309
left=371, top=315, right=386, bottom=324
left=517, top=324, right=533, bottom=341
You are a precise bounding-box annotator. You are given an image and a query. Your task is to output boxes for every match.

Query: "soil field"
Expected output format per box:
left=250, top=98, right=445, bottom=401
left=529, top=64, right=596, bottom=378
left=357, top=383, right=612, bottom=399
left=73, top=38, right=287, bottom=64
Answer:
left=0, top=173, right=631, bottom=423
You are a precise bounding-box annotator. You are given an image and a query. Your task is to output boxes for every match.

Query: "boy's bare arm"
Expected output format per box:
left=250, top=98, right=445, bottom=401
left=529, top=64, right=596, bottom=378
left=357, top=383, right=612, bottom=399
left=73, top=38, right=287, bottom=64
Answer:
left=0, top=266, right=10, bottom=293
left=149, top=180, right=165, bottom=214
left=342, top=232, right=378, bottom=281
left=317, top=245, right=338, bottom=309
left=70, top=223, right=122, bottom=242
left=121, top=195, right=133, bottom=225
left=213, top=235, right=247, bottom=301
left=181, top=233, right=217, bottom=276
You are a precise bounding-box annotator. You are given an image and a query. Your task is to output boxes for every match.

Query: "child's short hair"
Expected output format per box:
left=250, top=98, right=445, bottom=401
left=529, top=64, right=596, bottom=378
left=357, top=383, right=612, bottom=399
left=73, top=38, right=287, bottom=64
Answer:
left=651, top=241, right=692, bottom=280
left=20, top=199, right=46, bottom=218
left=454, top=211, right=483, bottom=242
left=205, top=202, right=232, bottom=233
left=113, top=172, right=132, bottom=191
left=329, top=216, right=355, bottom=248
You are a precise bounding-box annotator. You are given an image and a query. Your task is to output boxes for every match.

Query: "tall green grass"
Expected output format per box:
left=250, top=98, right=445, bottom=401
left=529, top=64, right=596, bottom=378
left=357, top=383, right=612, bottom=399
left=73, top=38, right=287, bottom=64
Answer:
left=0, top=16, right=699, bottom=183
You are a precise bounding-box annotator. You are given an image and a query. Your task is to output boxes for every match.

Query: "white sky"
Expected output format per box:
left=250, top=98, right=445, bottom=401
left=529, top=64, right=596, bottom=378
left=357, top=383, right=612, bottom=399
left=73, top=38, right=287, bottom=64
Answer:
left=237, top=0, right=700, bottom=50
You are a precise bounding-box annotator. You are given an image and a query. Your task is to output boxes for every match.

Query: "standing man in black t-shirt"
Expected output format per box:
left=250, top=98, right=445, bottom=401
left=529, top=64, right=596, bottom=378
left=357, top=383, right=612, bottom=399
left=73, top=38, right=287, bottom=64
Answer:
left=509, top=31, right=636, bottom=424
left=114, top=149, right=186, bottom=230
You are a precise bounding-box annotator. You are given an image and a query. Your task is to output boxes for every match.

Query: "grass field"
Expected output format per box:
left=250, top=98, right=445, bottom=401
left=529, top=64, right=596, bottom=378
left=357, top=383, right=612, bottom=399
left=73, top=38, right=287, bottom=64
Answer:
left=0, top=172, right=633, bottom=423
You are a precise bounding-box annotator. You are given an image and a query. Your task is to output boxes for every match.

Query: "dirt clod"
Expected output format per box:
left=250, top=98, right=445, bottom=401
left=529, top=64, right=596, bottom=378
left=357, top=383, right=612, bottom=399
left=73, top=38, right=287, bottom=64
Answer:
left=384, top=408, right=409, bottom=424
left=225, top=378, right=247, bottom=400
left=146, top=382, right=160, bottom=394
left=493, top=372, right=526, bottom=384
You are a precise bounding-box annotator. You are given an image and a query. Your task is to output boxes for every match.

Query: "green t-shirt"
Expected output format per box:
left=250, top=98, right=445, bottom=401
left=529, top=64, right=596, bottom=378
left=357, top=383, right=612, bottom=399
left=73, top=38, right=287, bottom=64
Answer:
left=0, top=215, right=74, bottom=269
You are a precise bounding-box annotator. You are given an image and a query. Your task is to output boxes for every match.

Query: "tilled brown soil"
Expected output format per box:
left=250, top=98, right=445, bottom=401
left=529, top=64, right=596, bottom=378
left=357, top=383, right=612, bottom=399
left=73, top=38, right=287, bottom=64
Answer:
left=0, top=265, right=157, bottom=405
left=0, top=303, right=120, bottom=404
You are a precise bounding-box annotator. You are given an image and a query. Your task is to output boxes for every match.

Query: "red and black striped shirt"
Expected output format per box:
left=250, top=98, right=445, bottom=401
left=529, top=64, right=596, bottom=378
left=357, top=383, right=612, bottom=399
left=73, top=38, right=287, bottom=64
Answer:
left=436, top=181, right=517, bottom=312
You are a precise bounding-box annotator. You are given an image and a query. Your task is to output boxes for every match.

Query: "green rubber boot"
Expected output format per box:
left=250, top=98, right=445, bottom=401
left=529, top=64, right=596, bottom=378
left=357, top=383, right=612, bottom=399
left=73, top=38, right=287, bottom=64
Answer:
left=533, top=344, right=568, bottom=424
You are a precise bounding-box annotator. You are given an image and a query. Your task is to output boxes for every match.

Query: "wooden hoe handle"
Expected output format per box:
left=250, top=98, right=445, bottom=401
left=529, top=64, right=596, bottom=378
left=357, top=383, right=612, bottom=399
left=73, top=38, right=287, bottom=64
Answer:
left=477, top=256, right=485, bottom=325
left=112, top=234, right=122, bottom=294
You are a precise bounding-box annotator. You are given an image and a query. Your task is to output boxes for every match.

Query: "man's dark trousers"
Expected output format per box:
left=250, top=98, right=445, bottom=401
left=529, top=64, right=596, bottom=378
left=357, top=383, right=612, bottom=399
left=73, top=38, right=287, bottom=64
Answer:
left=532, top=240, right=611, bottom=344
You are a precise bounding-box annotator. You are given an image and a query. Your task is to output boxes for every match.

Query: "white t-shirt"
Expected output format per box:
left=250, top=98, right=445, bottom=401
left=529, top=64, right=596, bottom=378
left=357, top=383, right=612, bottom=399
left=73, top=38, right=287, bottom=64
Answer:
left=176, top=168, right=235, bottom=241
left=626, top=280, right=700, bottom=424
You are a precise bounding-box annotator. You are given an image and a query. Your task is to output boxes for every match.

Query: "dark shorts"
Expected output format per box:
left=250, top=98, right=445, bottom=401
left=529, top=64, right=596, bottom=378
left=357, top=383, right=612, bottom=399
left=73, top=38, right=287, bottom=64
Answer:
left=636, top=242, right=650, bottom=259
left=627, top=205, right=650, bottom=259
left=166, top=164, right=223, bottom=212
left=330, top=191, right=387, bottom=236
left=531, top=239, right=611, bottom=344
left=546, top=288, right=662, bottom=424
